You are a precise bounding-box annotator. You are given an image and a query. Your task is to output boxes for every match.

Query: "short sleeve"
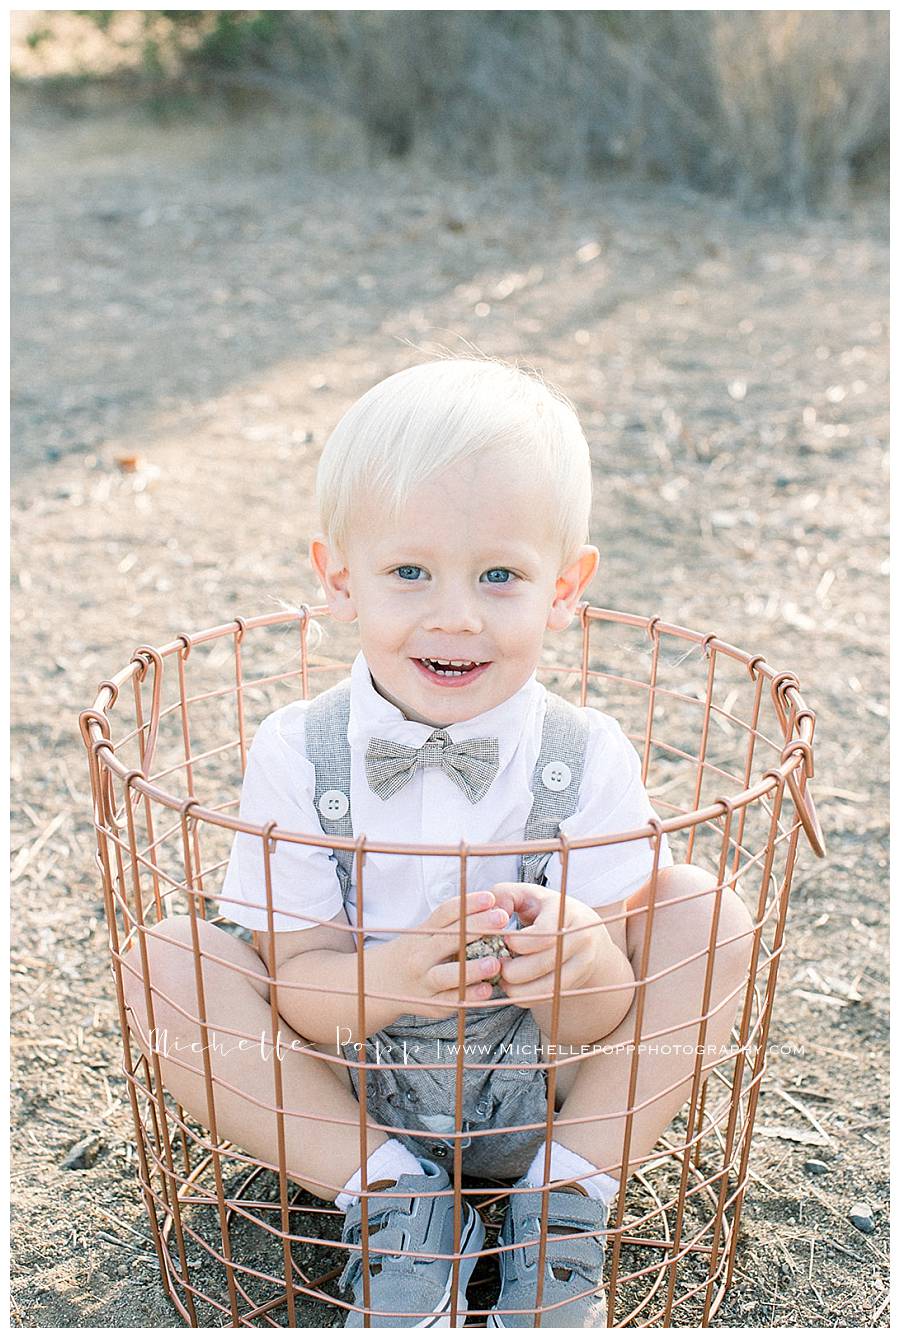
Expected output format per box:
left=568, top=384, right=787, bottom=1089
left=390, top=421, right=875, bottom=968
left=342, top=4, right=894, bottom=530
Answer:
left=218, top=703, right=345, bottom=933
left=541, top=708, right=672, bottom=908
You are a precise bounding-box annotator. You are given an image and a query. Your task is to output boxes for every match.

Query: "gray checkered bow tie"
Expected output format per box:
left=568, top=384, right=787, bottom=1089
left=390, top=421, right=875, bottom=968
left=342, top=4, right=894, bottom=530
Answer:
left=364, top=731, right=500, bottom=803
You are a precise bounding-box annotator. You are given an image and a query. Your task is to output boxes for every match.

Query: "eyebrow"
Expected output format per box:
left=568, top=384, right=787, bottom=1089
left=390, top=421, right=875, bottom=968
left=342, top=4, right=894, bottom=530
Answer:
left=376, top=543, right=543, bottom=565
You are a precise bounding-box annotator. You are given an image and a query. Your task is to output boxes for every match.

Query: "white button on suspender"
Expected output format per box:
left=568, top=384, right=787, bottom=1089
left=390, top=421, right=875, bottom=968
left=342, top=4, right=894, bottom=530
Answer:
left=318, top=789, right=350, bottom=820
left=541, top=761, right=572, bottom=792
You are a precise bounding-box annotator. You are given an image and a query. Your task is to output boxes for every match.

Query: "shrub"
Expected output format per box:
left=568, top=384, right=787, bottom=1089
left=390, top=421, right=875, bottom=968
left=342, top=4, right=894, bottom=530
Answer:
left=22, top=10, right=889, bottom=209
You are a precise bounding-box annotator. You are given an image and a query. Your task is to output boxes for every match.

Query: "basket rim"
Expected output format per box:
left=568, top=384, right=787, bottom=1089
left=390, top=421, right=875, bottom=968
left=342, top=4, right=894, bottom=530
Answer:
left=79, top=603, right=824, bottom=858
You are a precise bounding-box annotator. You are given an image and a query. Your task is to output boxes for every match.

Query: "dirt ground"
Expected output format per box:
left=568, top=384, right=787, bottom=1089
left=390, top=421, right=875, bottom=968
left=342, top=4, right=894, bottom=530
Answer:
left=10, top=83, right=889, bottom=1328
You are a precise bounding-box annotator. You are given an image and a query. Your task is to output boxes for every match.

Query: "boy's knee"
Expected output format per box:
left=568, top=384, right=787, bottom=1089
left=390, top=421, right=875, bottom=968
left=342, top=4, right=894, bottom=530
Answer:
left=655, top=865, right=754, bottom=979
left=121, top=914, right=197, bottom=1017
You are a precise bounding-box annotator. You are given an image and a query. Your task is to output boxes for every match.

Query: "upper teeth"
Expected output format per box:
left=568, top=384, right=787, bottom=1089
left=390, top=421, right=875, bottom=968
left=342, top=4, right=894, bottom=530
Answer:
left=427, top=658, right=479, bottom=667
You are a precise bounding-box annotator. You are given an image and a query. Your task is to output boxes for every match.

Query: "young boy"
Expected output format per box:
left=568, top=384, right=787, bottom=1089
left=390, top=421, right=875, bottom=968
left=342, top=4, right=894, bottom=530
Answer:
left=124, top=357, right=753, bottom=1327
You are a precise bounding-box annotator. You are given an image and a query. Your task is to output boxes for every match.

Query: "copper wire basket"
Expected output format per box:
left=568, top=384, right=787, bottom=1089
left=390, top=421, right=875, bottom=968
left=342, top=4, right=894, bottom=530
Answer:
left=79, top=604, right=824, bottom=1327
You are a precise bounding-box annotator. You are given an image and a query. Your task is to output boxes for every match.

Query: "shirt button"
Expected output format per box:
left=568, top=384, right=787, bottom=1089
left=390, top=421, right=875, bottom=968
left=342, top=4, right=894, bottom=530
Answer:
left=541, top=762, right=572, bottom=792
left=317, top=789, right=350, bottom=820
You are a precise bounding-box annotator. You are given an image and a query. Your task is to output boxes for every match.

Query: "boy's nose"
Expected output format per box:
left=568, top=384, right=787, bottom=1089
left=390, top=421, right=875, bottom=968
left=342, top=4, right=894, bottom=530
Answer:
left=421, top=593, right=483, bottom=635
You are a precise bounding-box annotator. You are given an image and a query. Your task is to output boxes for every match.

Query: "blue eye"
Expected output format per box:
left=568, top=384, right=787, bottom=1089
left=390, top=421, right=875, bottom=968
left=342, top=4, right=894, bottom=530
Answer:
left=482, top=568, right=515, bottom=584
left=394, top=565, right=425, bottom=581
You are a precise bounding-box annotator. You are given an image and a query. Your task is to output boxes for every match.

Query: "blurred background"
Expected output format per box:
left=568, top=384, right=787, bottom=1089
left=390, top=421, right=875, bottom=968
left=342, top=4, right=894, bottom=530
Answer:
left=11, top=9, right=889, bottom=1329
left=11, top=10, right=890, bottom=206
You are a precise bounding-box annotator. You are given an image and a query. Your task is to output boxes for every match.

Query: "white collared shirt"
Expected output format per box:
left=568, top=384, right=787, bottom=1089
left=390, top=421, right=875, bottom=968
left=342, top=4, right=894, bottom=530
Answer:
left=220, top=651, right=672, bottom=940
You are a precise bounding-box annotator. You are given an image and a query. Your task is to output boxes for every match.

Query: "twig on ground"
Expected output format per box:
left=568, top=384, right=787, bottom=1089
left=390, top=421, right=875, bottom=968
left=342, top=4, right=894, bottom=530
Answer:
left=11, top=979, right=49, bottom=1015
left=747, top=1167, right=779, bottom=1194
left=94, top=1204, right=156, bottom=1245
left=757, top=1124, right=830, bottom=1147
left=782, top=1086, right=832, bottom=1102
left=11, top=811, right=67, bottom=881
left=772, top=1087, right=833, bottom=1142
left=790, top=988, right=849, bottom=1009
left=871, top=1294, right=890, bottom=1323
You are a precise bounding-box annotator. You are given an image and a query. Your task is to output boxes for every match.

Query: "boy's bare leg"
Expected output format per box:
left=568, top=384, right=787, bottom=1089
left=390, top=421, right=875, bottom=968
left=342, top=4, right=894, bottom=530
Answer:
left=542, top=865, right=755, bottom=1180
left=122, top=916, right=381, bottom=1202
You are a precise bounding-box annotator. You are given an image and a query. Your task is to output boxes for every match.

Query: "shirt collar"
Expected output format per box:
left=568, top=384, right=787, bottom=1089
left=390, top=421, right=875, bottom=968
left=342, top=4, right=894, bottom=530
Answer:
left=346, top=650, right=545, bottom=776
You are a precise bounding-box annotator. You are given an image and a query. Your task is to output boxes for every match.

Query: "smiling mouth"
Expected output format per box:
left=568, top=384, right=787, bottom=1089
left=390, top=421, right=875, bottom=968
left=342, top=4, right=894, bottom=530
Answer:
left=412, top=657, right=491, bottom=683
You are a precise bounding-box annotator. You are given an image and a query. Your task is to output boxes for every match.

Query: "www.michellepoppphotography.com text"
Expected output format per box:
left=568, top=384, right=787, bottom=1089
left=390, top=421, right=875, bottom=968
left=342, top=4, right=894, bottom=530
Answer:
left=144, top=1027, right=805, bottom=1064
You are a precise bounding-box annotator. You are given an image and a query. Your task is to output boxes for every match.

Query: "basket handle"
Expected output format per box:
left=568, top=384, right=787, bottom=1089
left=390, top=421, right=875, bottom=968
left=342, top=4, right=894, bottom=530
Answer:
left=131, top=644, right=164, bottom=780
left=782, top=740, right=826, bottom=858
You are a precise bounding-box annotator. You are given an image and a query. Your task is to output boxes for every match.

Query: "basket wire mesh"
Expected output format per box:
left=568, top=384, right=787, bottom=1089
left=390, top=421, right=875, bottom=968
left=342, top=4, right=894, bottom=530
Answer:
left=80, top=603, right=823, bottom=1327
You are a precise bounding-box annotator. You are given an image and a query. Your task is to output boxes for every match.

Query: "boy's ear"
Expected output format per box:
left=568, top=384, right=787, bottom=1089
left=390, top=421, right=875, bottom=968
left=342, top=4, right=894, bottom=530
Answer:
left=309, top=534, right=357, bottom=623
left=546, top=545, right=599, bottom=631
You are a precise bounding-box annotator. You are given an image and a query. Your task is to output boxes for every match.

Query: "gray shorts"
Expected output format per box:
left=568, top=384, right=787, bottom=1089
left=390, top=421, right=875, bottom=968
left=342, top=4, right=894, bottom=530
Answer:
left=340, top=1004, right=548, bottom=1180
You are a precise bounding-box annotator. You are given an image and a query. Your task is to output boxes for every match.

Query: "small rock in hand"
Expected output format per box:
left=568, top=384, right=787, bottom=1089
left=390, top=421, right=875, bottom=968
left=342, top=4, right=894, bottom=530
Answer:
left=466, top=912, right=520, bottom=984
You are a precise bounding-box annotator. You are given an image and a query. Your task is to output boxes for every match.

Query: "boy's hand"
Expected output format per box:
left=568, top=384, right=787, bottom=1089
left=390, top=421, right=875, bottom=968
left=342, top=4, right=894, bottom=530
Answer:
left=487, top=883, right=603, bottom=1005
left=389, top=891, right=512, bottom=1017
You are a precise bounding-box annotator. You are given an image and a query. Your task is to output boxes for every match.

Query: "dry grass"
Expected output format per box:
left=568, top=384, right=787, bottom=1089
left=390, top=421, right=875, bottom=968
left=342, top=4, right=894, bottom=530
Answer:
left=11, top=10, right=888, bottom=208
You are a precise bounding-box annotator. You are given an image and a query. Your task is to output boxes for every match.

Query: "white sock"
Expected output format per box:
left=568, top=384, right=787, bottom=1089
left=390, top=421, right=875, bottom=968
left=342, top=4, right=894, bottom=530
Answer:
left=525, top=1140, right=619, bottom=1207
left=335, top=1139, right=424, bottom=1212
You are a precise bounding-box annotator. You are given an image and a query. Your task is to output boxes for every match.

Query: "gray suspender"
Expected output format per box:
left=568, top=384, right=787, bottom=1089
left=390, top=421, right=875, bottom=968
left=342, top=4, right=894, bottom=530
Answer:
left=305, top=680, right=355, bottom=898
left=304, top=679, right=589, bottom=901
left=518, top=694, right=590, bottom=886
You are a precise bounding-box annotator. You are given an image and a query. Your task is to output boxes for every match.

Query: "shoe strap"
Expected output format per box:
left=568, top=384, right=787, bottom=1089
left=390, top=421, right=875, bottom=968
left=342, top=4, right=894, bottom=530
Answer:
left=504, top=1190, right=608, bottom=1284
left=339, top=1184, right=447, bottom=1294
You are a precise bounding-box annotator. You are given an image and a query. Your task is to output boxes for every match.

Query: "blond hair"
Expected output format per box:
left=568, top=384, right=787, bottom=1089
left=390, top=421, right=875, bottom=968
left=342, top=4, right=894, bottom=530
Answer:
left=316, top=356, right=593, bottom=568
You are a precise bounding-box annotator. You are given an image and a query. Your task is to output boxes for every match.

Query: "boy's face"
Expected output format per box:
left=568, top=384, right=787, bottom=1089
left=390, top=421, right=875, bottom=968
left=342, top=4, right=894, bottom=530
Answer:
left=311, top=448, right=598, bottom=727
